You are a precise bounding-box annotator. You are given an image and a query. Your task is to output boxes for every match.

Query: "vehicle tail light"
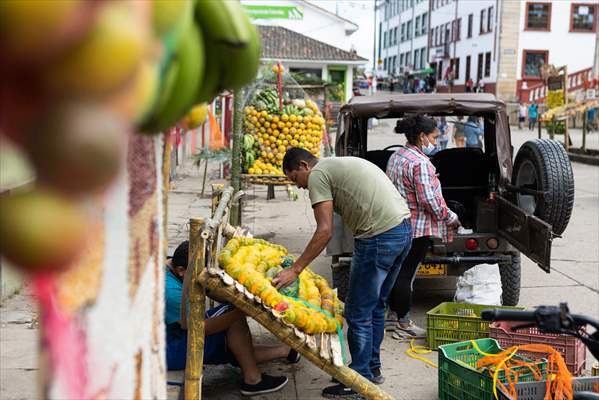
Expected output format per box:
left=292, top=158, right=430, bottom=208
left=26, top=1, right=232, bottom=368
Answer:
left=465, top=239, right=478, bottom=251
left=486, top=238, right=499, bottom=249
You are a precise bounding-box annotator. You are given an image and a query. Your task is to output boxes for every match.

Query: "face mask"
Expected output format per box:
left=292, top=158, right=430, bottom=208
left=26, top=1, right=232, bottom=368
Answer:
left=421, top=137, right=436, bottom=155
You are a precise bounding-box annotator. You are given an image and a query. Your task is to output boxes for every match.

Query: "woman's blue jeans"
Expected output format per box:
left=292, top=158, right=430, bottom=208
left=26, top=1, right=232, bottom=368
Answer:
left=345, top=219, right=412, bottom=380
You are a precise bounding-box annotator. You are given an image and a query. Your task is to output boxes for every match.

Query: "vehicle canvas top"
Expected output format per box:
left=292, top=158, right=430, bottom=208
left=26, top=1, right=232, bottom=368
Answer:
left=337, top=93, right=513, bottom=185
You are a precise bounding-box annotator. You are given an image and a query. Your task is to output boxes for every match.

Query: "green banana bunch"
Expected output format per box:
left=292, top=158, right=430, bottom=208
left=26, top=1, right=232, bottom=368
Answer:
left=243, top=134, right=255, bottom=151
left=194, top=0, right=261, bottom=101
left=243, top=150, right=256, bottom=172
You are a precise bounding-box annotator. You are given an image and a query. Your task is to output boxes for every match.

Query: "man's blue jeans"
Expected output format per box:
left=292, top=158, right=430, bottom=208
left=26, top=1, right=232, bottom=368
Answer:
left=345, top=219, right=412, bottom=380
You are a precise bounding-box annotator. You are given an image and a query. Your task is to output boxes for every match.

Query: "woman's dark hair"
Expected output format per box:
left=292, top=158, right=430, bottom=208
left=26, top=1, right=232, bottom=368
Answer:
left=395, top=115, right=437, bottom=145
left=171, top=240, right=189, bottom=269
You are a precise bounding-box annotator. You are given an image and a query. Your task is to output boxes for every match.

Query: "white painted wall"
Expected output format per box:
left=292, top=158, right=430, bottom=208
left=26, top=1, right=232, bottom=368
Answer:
left=241, top=0, right=358, bottom=52
left=516, top=0, right=596, bottom=80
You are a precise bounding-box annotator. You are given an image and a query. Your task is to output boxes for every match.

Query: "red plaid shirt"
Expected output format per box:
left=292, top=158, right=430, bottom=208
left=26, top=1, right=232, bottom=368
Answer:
left=386, top=145, right=458, bottom=242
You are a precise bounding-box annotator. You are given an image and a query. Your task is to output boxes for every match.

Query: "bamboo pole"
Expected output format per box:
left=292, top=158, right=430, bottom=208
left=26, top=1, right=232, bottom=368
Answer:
left=184, top=219, right=207, bottom=400
left=200, top=271, right=394, bottom=400
left=206, top=187, right=234, bottom=232
left=230, top=89, right=243, bottom=226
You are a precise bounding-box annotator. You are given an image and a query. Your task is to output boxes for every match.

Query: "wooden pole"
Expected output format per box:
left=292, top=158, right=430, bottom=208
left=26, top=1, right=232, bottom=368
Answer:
left=582, top=107, right=588, bottom=152
left=563, top=66, right=570, bottom=150
left=230, top=89, right=243, bottom=226
left=201, top=271, right=394, bottom=400
left=537, top=107, right=542, bottom=139
left=184, top=219, right=207, bottom=400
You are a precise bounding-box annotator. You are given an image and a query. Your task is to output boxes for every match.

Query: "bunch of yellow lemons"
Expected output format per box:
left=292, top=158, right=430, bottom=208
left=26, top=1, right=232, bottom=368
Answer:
left=218, top=237, right=344, bottom=334
left=243, top=100, right=325, bottom=175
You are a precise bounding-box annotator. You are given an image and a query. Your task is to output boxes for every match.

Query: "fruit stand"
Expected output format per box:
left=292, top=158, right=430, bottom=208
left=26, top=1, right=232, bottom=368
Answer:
left=182, top=187, right=393, bottom=400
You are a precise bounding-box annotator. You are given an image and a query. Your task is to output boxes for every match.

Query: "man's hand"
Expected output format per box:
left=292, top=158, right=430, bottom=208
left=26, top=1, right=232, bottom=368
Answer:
left=272, top=266, right=299, bottom=289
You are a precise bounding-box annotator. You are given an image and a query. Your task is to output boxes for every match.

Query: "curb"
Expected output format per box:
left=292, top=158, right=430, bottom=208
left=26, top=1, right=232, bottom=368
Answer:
left=567, top=151, right=599, bottom=166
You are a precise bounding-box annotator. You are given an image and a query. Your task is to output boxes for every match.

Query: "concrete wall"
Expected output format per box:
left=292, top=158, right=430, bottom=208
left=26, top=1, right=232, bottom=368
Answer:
left=45, top=135, right=166, bottom=399
left=496, top=0, right=521, bottom=102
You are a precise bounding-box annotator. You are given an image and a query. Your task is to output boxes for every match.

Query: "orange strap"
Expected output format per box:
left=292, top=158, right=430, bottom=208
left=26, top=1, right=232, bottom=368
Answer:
left=208, top=110, right=223, bottom=150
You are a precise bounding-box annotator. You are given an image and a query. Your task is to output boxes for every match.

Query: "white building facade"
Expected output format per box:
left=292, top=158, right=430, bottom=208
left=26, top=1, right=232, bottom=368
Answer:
left=428, top=0, right=499, bottom=93
left=375, top=0, right=598, bottom=100
left=377, top=0, right=429, bottom=77
left=241, top=0, right=359, bottom=52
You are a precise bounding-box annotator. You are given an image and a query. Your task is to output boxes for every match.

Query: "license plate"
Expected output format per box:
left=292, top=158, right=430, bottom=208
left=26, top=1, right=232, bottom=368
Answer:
left=417, top=263, right=447, bottom=276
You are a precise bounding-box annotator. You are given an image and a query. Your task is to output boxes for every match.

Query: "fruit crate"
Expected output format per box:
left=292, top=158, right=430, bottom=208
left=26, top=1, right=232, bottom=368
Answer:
left=490, top=321, right=586, bottom=376
left=496, top=376, right=599, bottom=400
left=438, top=338, right=547, bottom=400
left=426, top=302, right=524, bottom=349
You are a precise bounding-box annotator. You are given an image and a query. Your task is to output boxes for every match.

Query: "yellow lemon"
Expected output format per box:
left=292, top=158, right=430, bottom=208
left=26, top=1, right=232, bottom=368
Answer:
left=282, top=114, right=289, bottom=122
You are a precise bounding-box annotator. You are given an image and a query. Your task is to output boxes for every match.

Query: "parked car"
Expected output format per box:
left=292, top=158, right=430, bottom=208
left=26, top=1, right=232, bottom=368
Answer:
left=329, top=93, right=575, bottom=306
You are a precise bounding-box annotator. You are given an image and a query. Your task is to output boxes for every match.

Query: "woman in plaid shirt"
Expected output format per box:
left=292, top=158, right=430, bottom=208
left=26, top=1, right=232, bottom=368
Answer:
left=385, top=115, right=460, bottom=339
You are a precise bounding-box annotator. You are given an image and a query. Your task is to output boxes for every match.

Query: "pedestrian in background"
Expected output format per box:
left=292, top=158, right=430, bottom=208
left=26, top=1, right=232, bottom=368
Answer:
left=528, top=103, right=538, bottom=131
left=436, top=117, right=449, bottom=151
left=452, top=116, right=466, bottom=148
left=518, top=102, right=527, bottom=129
left=464, top=116, right=484, bottom=148
left=466, top=78, right=474, bottom=92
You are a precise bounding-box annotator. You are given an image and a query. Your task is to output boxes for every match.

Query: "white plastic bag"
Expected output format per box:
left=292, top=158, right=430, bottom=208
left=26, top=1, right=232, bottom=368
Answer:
left=454, top=263, right=502, bottom=305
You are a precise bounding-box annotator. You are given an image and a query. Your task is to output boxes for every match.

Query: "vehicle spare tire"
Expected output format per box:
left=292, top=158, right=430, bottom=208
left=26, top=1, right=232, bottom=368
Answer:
left=512, top=139, right=574, bottom=235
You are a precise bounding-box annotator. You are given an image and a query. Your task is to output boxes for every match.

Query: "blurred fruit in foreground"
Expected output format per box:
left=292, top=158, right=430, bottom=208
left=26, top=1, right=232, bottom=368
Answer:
left=44, top=1, right=147, bottom=97
left=0, top=0, right=97, bottom=63
left=26, top=101, right=127, bottom=196
left=0, top=189, right=87, bottom=273
left=184, top=104, right=208, bottom=129
left=152, top=0, right=190, bottom=37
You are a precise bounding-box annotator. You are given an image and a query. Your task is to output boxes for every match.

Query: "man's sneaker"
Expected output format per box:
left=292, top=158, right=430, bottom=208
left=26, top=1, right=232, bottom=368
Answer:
left=240, top=374, right=288, bottom=396
left=396, top=320, right=426, bottom=338
left=385, top=311, right=400, bottom=331
left=370, top=368, right=385, bottom=385
left=322, top=384, right=363, bottom=399
left=287, top=349, right=301, bottom=364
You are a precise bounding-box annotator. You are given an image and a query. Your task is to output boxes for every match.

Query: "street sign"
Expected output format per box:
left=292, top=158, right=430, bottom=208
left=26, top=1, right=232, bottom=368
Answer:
left=547, top=76, right=563, bottom=91
left=587, top=89, right=596, bottom=99
left=243, top=5, right=304, bottom=20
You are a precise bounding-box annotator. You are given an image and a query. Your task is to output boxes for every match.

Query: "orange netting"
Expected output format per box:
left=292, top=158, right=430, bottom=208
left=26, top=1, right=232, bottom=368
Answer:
left=475, top=343, right=573, bottom=400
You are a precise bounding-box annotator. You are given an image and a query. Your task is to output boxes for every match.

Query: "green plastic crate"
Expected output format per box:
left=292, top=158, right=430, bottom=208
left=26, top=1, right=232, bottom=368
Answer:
left=438, top=338, right=547, bottom=400
left=427, top=302, right=524, bottom=349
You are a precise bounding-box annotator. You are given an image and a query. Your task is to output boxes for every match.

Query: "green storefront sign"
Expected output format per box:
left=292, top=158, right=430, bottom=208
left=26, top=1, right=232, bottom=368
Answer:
left=243, top=5, right=304, bottom=20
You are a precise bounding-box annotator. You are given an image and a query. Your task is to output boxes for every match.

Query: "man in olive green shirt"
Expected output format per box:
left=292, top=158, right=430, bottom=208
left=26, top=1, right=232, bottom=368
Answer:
left=273, top=148, right=412, bottom=398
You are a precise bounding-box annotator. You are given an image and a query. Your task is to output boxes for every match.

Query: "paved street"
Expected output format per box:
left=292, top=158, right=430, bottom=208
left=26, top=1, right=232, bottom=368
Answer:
left=1, top=122, right=598, bottom=400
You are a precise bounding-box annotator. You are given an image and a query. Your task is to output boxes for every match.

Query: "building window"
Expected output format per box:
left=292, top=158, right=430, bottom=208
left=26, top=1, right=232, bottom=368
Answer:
left=414, top=49, right=420, bottom=69
left=415, top=16, right=420, bottom=37
left=384, top=58, right=388, bottom=70
left=487, top=7, right=493, bottom=32
left=421, top=12, right=428, bottom=35
left=401, top=23, right=406, bottom=42
left=484, top=52, right=491, bottom=77
left=467, top=14, right=473, bottom=38
left=400, top=53, right=405, bottom=66
left=526, top=2, right=552, bottom=30
left=393, top=56, right=397, bottom=73
left=394, top=27, right=398, bottom=44
left=437, top=60, right=443, bottom=80
left=407, top=20, right=412, bottom=39
left=522, top=50, right=548, bottom=78
left=571, top=3, right=596, bottom=32
left=406, top=51, right=411, bottom=67
left=450, top=57, right=460, bottom=80
left=383, top=31, right=387, bottom=48
left=452, top=18, right=461, bottom=41
left=480, top=9, right=486, bottom=33
left=477, top=53, right=484, bottom=82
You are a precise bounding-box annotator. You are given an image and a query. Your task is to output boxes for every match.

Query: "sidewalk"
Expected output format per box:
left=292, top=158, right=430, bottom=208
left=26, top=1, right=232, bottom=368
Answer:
left=165, top=159, right=444, bottom=400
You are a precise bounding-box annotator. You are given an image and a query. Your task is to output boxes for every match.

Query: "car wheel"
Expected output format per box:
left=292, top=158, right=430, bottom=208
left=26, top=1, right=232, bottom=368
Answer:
left=512, top=138, right=574, bottom=235
left=499, top=252, right=521, bottom=306
left=331, top=259, right=350, bottom=302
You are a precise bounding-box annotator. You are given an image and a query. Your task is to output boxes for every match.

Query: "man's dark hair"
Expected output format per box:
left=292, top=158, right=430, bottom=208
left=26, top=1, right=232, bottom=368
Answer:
left=171, top=240, right=189, bottom=269
left=282, top=147, right=317, bottom=173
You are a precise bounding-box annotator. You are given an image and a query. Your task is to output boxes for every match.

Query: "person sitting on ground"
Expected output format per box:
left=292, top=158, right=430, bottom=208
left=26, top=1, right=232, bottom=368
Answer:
left=165, top=240, right=300, bottom=396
